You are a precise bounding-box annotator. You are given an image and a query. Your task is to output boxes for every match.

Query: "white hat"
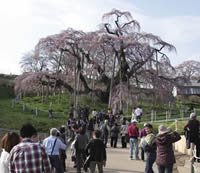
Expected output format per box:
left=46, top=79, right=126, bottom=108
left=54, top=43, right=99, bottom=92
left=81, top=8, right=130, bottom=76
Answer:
left=190, top=113, right=196, bottom=119
left=143, top=123, right=147, bottom=127
left=158, top=125, right=169, bottom=135
left=131, top=119, right=138, bottom=123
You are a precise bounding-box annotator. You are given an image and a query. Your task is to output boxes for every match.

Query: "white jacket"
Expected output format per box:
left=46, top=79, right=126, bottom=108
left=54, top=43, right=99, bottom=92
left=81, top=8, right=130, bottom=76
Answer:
left=0, top=149, right=10, bottom=173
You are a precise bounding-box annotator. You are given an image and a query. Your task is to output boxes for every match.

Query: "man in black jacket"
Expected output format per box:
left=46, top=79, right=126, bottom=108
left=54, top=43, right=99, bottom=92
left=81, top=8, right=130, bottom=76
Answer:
left=184, top=112, right=200, bottom=161
left=85, top=130, right=107, bottom=173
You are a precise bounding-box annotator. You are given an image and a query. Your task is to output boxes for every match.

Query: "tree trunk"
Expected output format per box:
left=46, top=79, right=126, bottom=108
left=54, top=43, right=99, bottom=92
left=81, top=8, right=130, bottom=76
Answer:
left=58, top=87, right=62, bottom=104
left=108, top=55, right=116, bottom=108
left=46, top=78, right=49, bottom=104
left=41, top=85, right=44, bottom=104
left=74, top=58, right=77, bottom=118
left=119, top=56, right=122, bottom=111
left=126, top=75, right=129, bottom=113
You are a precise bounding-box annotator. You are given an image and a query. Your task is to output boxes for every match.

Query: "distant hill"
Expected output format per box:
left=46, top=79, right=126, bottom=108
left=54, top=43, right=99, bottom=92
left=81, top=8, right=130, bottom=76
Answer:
left=0, top=74, right=17, bottom=98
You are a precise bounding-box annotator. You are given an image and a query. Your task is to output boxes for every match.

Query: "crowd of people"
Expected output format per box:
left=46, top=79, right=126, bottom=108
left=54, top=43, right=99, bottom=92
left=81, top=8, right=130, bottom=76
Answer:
left=0, top=108, right=199, bottom=173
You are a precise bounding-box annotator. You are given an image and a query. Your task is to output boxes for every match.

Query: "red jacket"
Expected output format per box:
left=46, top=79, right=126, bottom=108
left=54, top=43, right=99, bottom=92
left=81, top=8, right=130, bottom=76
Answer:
left=127, top=124, right=139, bottom=138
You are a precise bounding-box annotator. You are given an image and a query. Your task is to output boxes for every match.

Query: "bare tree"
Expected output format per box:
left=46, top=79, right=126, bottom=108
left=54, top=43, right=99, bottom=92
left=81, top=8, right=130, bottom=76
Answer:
left=175, top=60, right=200, bottom=80
left=20, top=51, right=47, bottom=72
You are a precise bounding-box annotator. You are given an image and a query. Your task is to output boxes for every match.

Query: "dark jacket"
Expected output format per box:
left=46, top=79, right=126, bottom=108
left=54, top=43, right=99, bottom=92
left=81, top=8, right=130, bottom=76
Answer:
left=85, top=138, right=106, bottom=162
left=184, top=119, right=200, bottom=143
left=110, top=125, right=119, bottom=138
left=101, top=123, right=109, bottom=136
left=75, top=134, right=89, bottom=151
left=156, top=131, right=181, bottom=166
left=88, top=119, right=94, bottom=131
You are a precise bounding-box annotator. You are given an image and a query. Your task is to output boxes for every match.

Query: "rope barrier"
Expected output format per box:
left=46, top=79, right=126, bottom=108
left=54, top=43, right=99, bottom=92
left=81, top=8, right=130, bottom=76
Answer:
left=140, top=117, right=190, bottom=124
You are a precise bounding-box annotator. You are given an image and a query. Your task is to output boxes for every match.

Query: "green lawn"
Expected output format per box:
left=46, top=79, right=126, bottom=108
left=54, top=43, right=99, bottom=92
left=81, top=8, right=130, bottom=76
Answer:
left=0, top=98, right=68, bottom=132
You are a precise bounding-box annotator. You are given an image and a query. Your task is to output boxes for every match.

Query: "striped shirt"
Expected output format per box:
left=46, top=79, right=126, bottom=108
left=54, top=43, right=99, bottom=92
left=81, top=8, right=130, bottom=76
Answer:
left=9, top=139, right=51, bottom=173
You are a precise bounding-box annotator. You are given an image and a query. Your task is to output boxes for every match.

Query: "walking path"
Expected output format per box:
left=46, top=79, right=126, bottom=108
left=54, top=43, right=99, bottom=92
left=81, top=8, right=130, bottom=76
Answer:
left=66, top=145, right=159, bottom=173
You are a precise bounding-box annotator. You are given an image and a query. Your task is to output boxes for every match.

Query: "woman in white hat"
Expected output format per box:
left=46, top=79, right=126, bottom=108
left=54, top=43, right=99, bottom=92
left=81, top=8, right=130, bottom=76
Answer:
left=156, top=125, right=181, bottom=173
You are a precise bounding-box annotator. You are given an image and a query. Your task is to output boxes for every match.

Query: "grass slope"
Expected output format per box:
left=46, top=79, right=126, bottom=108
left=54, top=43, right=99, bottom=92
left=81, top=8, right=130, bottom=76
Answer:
left=0, top=98, right=68, bottom=132
left=0, top=84, right=200, bottom=134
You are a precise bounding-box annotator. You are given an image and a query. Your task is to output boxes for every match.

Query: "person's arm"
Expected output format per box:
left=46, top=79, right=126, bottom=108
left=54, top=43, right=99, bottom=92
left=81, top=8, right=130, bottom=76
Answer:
left=9, top=151, right=16, bottom=173
left=139, top=129, right=143, bottom=137
left=170, top=131, right=181, bottom=143
left=183, top=122, right=189, bottom=130
left=58, top=138, right=67, bottom=150
left=85, top=142, right=91, bottom=156
left=127, top=126, right=130, bottom=136
left=136, top=127, right=139, bottom=137
left=117, top=127, right=120, bottom=134
left=103, top=144, right=107, bottom=166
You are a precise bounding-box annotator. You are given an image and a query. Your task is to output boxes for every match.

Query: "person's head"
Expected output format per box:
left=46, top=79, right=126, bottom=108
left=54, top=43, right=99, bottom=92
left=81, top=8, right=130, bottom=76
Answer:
left=131, top=119, right=138, bottom=124
left=59, top=125, right=65, bottom=134
left=158, top=125, right=169, bottom=135
left=50, top=128, right=59, bottom=136
left=93, top=130, right=101, bottom=139
left=20, top=123, right=37, bottom=139
left=190, top=112, right=196, bottom=119
left=80, top=125, right=86, bottom=135
left=144, top=123, right=153, bottom=134
left=1, top=132, right=20, bottom=153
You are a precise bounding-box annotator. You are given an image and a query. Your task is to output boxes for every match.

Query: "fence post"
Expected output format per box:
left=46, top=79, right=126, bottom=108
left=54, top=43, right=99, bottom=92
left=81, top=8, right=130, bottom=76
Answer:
left=191, top=143, right=194, bottom=173
left=35, top=107, right=39, bottom=116
left=168, top=101, right=171, bottom=119
left=12, top=99, right=15, bottom=108
left=182, top=110, right=184, bottom=120
left=23, top=103, right=26, bottom=112
left=155, top=111, right=157, bottom=121
left=31, top=109, right=34, bottom=118
left=175, top=120, right=178, bottom=131
left=166, top=111, right=168, bottom=121
left=151, top=110, right=155, bottom=122
left=168, top=110, right=171, bottom=119
left=184, top=106, right=187, bottom=114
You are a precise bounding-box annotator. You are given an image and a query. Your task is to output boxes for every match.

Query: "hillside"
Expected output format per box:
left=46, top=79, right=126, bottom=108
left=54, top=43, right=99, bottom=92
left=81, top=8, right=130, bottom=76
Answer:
left=0, top=73, right=199, bottom=134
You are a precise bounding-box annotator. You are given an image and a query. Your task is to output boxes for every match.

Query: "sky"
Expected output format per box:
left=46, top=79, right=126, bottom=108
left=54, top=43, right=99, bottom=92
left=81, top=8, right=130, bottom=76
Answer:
left=0, top=0, right=200, bottom=75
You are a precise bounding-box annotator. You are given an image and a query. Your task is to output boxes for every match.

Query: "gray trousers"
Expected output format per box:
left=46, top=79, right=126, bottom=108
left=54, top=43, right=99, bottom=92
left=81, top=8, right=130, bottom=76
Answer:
left=89, top=161, right=103, bottom=173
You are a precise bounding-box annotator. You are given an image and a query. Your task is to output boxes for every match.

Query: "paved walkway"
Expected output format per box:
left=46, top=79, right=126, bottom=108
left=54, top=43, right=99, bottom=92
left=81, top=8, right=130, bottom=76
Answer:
left=66, top=145, right=159, bottom=173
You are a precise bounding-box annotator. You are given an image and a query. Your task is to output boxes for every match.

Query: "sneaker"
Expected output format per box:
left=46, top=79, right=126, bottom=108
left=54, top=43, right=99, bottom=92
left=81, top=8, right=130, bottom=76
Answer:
left=136, top=158, right=140, bottom=160
left=129, top=158, right=133, bottom=160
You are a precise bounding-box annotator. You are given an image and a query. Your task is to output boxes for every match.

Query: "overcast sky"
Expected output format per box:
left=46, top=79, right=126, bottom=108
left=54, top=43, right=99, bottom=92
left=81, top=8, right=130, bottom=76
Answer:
left=0, top=0, right=200, bottom=75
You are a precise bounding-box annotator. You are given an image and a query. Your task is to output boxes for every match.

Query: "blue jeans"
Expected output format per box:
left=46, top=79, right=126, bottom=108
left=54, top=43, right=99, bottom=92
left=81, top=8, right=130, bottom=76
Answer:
left=145, top=151, right=156, bottom=173
left=129, top=137, right=139, bottom=159
left=157, top=164, right=173, bottom=173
